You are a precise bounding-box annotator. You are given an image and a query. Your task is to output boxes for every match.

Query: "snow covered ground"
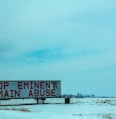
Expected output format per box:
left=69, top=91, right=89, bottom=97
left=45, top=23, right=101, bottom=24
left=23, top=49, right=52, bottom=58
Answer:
left=0, top=98, right=116, bottom=119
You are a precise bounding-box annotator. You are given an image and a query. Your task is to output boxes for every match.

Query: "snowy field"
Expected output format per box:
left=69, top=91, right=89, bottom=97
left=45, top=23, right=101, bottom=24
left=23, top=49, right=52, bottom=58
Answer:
left=0, top=98, right=116, bottom=119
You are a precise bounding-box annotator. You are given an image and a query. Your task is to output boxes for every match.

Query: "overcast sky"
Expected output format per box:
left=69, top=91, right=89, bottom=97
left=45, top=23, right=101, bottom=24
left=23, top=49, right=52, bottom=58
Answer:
left=0, top=0, right=116, bottom=96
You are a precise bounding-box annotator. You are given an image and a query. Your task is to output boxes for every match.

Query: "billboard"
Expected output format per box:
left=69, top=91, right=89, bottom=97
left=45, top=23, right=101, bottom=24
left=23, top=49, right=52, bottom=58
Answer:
left=0, top=80, right=61, bottom=99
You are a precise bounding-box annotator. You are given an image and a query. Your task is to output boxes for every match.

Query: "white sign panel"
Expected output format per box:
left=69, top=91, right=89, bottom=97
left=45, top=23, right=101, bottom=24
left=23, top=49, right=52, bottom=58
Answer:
left=0, top=80, right=61, bottom=99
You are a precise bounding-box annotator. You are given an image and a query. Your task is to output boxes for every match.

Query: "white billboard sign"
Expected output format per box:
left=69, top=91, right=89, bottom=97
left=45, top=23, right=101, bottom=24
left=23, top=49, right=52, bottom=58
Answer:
left=0, top=80, right=61, bottom=99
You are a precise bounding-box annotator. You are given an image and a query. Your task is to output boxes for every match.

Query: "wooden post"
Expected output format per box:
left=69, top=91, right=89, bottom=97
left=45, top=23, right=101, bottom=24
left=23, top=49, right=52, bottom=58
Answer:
left=36, top=98, right=39, bottom=104
left=41, top=98, right=46, bottom=104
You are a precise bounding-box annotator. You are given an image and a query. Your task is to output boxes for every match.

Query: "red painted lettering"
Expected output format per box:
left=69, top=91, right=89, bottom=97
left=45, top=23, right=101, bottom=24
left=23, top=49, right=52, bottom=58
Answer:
left=24, top=82, right=29, bottom=89
left=0, top=82, right=2, bottom=89
left=0, top=90, right=3, bottom=97
left=4, top=90, right=9, bottom=97
left=10, top=90, right=14, bottom=97
left=15, top=90, right=20, bottom=97
left=4, top=82, right=9, bottom=89
left=51, top=89, right=56, bottom=96
left=46, top=81, right=50, bottom=89
left=34, top=82, right=39, bottom=89
left=40, top=89, right=45, bottom=96
left=40, top=81, right=44, bottom=89
left=34, top=90, right=39, bottom=97
left=29, top=90, right=33, bottom=97
left=52, top=81, right=57, bottom=89
left=18, top=82, right=22, bottom=89
left=30, top=82, right=33, bottom=89
left=46, top=89, right=50, bottom=96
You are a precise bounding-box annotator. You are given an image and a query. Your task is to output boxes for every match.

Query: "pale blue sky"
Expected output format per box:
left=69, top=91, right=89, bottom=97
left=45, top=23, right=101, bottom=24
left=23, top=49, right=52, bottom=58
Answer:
left=0, top=0, right=116, bottom=96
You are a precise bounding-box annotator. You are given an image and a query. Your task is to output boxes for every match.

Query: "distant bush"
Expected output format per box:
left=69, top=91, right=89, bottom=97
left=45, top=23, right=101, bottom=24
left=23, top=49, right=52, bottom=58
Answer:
left=0, top=107, right=31, bottom=112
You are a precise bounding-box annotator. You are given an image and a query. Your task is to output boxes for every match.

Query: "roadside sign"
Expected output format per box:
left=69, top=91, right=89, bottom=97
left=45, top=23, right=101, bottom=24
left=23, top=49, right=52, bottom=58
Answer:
left=0, top=80, right=61, bottom=99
